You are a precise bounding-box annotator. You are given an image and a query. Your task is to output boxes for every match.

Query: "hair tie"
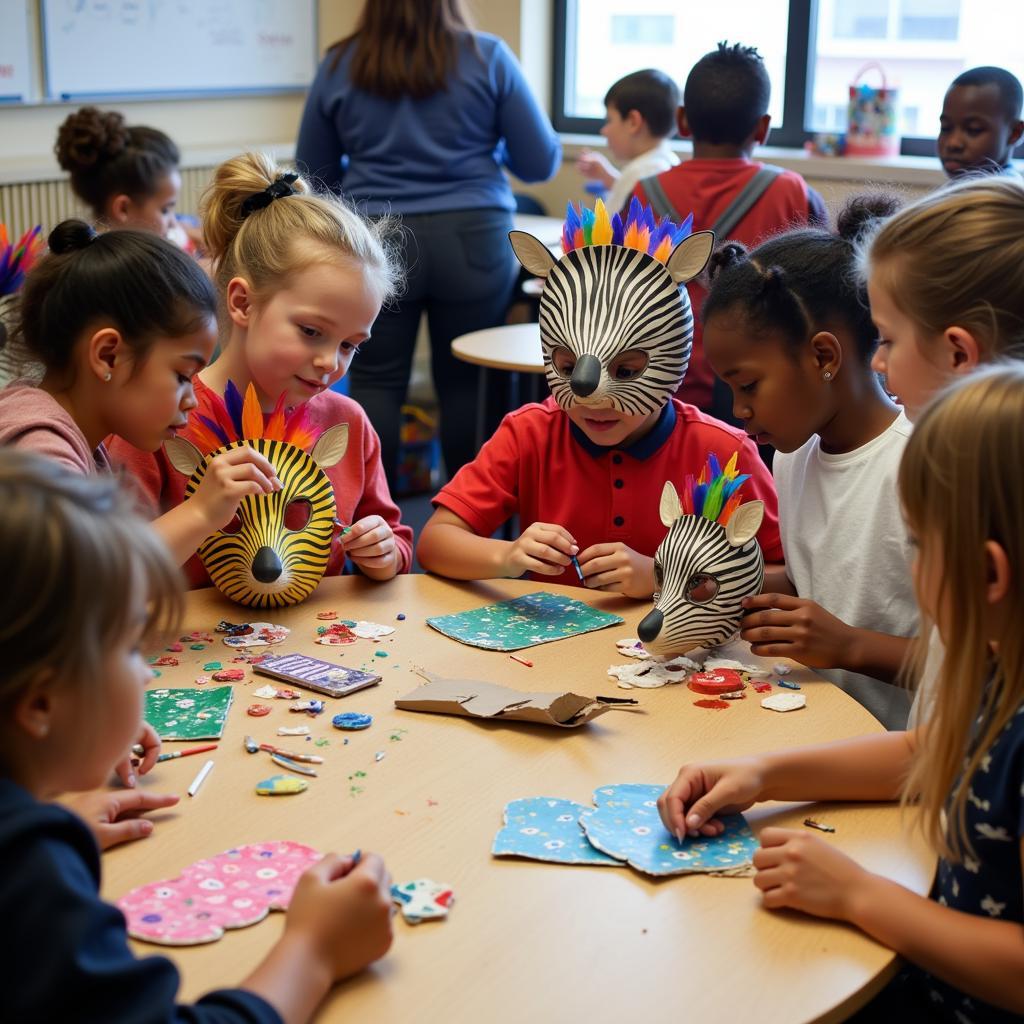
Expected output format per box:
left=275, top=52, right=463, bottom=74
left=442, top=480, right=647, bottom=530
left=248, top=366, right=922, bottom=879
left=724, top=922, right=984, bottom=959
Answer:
left=240, top=172, right=299, bottom=219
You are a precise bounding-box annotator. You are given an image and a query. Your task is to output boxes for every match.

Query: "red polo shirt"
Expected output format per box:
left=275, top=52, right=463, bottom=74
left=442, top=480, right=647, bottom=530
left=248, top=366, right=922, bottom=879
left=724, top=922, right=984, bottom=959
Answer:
left=433, top=397, right=782, bottom=587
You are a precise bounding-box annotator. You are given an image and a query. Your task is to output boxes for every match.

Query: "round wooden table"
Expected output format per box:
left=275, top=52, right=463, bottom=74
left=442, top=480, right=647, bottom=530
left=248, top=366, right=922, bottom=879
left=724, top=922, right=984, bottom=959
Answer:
left=103, top=575, right=933, bottom=1023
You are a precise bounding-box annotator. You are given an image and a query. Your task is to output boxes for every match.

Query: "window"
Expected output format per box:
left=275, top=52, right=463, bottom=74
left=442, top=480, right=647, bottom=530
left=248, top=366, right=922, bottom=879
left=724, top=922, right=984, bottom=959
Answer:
left=553, top=0, right=1024, bottom=157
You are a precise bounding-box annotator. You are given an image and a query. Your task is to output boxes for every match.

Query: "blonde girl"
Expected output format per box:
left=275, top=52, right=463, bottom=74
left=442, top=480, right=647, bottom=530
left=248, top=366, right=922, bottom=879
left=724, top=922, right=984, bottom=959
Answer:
left=109, top=152, right=413, bottom=585
left=658, top=365, right=1024, bottom=1022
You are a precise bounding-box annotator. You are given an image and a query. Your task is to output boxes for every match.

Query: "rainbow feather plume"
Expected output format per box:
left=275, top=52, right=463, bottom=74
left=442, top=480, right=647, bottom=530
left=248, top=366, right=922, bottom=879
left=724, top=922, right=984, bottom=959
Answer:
left=560, top=198, right=693, bottom=265
left=688, top=451, right=751, bottom=526
left=0, top=224, right=44, bottom=296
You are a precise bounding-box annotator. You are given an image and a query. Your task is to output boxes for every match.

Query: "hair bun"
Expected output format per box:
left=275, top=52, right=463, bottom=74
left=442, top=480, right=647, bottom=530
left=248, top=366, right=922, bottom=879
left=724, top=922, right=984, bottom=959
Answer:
left=707, top=241, right=749, bottom=282
left=54, top=107, right=128, bottom=173
left=47, top=219, right=98, bottom=255
left=837, top=193, right=902, bottom=243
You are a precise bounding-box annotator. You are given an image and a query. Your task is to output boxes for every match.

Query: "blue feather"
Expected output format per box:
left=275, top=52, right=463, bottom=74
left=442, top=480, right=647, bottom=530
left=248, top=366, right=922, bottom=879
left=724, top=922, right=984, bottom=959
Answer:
left=197, top=415, right=230, bottom=447
left=671, top=213, right=695, bottom=246
left=626, top=196, right=644, bottom=232
left=611, top=213, right=624, bottom=247
left=224, top=380, right=245, bottom=437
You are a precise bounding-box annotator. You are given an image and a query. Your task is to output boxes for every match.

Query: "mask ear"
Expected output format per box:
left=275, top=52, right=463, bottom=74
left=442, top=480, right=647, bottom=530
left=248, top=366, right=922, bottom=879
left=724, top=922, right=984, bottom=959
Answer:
left=310, top=424, right=349, bottom=468
left=164, top=437, right=206, bottom=478
left=659, top=480, right=683, bottom=527
left=666, top=230, right=715, bottom=284
left=725, top=500, right=764, bottom=547
left=509, top=230, right=557, bottom=279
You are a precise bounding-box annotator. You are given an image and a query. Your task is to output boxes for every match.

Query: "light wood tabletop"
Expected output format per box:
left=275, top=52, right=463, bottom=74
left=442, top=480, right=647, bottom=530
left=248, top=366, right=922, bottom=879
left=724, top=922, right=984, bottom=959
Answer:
left=102, top=575, right=933, bottom=1024
left=450, top=322, right=545, bottom=374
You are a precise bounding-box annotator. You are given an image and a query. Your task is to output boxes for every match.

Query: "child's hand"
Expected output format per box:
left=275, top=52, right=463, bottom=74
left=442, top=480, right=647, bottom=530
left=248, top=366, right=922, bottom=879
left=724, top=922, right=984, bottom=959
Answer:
left=575, top=149, right=618, bottom=188
left=501, top=522, right=577, bottom=578
left=285, top=852, right=394, bottom=982
left=342, top=516, right=398, bottom=574
left=576, top=542, right=655, bottom=597
left=658, top=757, right=767, bottom=839
left=740, top=594, right=855, bottom=668
left=113, top=722, right=161, bottom=788
left=190, top=445, right=282, bottom=533
left=753, top=827, right=871, bottom=921
left=65, top=789, right=180, bottom=851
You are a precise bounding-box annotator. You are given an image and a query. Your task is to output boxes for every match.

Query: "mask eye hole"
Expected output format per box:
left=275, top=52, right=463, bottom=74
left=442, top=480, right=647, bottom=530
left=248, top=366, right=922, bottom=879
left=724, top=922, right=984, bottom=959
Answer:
left=284, top=498, right=312, bottom=532
left=608, top=350, right=649, bottom=381
left=685, top=573, right=719, bottom=604
left=221, top=513, right=242, bottom=535
left=551, top=346, right=576, bottom=379
left=654, top=561, right=664, bottom=589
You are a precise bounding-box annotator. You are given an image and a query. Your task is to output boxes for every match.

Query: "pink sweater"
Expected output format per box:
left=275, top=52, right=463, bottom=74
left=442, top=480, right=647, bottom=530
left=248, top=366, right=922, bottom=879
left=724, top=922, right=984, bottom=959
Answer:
left=0, top=382, right=110, bottom=474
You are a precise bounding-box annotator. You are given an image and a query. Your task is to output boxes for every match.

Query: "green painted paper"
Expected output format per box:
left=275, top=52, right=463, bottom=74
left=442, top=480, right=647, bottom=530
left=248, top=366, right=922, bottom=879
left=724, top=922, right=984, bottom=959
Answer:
left=145, top=685, right=234, bottom=740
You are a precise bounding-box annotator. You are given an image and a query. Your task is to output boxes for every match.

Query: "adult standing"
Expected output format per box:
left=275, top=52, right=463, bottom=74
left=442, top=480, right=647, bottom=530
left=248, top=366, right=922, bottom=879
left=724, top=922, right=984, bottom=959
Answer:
left=296, top=0, right=560, bottom=485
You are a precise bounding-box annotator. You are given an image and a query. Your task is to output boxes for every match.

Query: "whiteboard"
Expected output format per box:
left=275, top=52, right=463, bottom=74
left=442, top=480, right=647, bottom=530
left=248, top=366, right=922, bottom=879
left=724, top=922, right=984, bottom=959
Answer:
left=0, top=1, right=34, bottom=102
left=42, top=0, right=317, bottom=100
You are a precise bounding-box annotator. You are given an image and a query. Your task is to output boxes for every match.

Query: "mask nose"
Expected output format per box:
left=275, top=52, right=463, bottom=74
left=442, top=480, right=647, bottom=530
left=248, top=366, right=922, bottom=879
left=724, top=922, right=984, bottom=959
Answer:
left=569, top=354, right=602, bottom=398
left=637, top=607, right=663, bottom=644
left=252, top=546, right=283, bottom=583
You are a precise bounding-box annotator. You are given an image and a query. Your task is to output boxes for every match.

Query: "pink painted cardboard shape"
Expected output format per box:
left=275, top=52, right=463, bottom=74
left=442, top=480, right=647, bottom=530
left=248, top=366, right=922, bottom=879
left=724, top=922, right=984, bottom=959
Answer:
left=118, top=841, right=321, bottom=945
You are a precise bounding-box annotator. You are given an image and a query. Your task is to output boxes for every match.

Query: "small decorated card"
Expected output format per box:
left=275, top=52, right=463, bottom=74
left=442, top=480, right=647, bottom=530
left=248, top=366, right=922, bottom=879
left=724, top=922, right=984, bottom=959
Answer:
left=390, top=878, right=455, bottom=924
left=580, top=784, right=758, bottom=877
left=426, top=591, right=623, bottom=652
left=492, top=797, right=621, bottom=866
left=118, top=841, right=321, bottom=945
left=145, top=685, right=234, bottom=740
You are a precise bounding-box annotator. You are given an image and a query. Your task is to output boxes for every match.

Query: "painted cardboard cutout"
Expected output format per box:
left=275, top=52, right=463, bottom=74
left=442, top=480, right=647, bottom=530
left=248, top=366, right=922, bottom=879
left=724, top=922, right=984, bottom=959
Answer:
left=638, top=453, right=765, bottom=656
left=165, top=382, right=347, bottom=609
left=509, top=197, right=714, bottom=416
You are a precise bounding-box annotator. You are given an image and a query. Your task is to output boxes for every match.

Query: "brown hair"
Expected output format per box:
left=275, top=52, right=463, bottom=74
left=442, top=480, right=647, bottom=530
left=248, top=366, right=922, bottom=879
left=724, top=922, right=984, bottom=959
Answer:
left=327, top=0, right=477, bottom=100
left=200, top=152, right=401, bottom=309
left=55, top=107, right=180, bottom=218
left=0, top=450, right=183, bottom=712
left=861, top=175, right=1024, bottom=359
left=898, top=363, right=1024, bottom=861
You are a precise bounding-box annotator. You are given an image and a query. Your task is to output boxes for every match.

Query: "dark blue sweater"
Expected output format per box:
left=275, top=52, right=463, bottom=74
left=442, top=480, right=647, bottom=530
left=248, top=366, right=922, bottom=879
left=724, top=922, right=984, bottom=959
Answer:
left=296, top=31, right=560, bottom=214
left=0, top=780, right=282, bottom=1024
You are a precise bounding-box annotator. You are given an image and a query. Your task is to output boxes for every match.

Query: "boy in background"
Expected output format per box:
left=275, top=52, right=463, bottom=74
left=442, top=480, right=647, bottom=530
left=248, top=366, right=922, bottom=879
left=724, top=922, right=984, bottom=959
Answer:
left=577, top=69, right=680, bottom=215
left=938, top=66, right=1023, bottom=179
left=633, top=43, right=827, bottom=415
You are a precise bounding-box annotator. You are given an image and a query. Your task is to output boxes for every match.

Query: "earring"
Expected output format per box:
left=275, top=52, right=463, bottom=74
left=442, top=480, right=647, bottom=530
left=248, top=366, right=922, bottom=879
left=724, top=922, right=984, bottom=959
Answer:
left=103, top=372, right=112, bottom=382
left=823, top=370, right=833, bottom=381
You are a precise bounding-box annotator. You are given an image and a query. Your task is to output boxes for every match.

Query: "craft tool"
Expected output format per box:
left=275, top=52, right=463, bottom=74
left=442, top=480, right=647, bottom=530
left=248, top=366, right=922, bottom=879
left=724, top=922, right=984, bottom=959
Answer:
left=270, top=752, right=318, bottom=777
left=351, top=849, right=362, bottom=865
left=157, top=744, right=218, bottom=763
left=569, top=554, right=584, bottom=582
left=258, top=743, right=323, bottom=764
left=778, top=679, right=801, bottom=690
left=187, top=760, right=214, bottom=797
left=333, top=517, right=353, bottom=538
left=803, top=818, right=835, bottom=833
left=509, top=654, right=533, bottom=667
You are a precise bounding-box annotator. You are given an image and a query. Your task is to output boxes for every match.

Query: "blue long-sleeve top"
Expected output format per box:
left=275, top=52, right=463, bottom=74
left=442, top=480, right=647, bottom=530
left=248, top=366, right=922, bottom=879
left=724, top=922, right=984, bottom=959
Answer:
left=296, top=31, right=561, bottom=215
left=0, top=779, right=282, bottom=1024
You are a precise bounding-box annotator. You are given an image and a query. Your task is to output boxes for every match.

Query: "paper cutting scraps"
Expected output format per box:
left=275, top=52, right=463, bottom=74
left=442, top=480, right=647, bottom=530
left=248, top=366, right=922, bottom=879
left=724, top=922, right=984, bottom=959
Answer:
left=492, top=798, right=621, bottom=866
left=118, top=841, right=320, bottom=945
left=390, top=879, right=454, bottom=924
left=426, top=591, right=623, bottom=651
left=351, top=621, right=395, bottom=640
left=761, top=693, right=806, bottom=713
left=220, top=622, right=290, bottom=648
left=396, top=670, right=624, bottom=728
left=256, top=776, right=308, bottom=796
left=333, top=712, right=373, bottom=730
left=145, top=686, right=234, bottom=740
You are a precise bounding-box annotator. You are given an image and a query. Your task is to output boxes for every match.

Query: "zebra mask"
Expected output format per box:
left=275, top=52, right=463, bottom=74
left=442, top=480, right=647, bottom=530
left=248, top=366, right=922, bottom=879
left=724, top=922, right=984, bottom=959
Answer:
left=164, top=382, right=348, bottom=609
left=638, top=454, right=765, bottom=657
left=508, top=198, right=714, bottom=415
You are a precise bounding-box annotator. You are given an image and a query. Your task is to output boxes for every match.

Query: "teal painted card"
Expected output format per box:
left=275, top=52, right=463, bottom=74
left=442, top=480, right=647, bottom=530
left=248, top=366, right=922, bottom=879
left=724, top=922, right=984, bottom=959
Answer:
left=145, top=686, right=234, bottom=741
left=426, top=592, right=624, bottom=652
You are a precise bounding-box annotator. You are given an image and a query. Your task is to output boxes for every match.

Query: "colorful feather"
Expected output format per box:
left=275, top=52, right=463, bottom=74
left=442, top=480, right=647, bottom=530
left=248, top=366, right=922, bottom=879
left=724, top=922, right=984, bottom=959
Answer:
left=557, top=199, right=694, bottom=266
left=224, top=381, right=245, bottom=437
left=0, top=224, right=44, bottom=297
left=195, top=414, right=230, bottom=448
left=685, top=451, right=753, bottom=525
left=592, top=200, right=613, bottom=245
left=264, top=393, right=287, bottom=441
left=241, top=382, right=264, bottom=439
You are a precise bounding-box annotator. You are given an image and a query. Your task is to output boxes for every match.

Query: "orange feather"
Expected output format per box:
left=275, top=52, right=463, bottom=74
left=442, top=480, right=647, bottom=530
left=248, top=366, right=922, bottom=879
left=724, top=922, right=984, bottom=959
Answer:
left=241, top=382, right=264, bottom=439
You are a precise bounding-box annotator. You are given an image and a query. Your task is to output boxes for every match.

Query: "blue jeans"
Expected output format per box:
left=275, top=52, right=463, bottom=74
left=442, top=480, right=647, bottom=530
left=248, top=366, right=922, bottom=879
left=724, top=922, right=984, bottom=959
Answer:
left=348, top=208, right=518, bottom=486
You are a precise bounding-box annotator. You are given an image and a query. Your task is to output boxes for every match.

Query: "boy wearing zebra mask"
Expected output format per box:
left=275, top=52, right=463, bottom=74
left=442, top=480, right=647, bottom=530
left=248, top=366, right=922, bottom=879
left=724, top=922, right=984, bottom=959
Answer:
left=418, top=199, right=784, bottom=597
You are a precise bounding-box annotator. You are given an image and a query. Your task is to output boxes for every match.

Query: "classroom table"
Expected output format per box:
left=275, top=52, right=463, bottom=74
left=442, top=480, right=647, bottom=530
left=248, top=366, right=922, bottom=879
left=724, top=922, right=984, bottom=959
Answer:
left=103, top=575, right=934, bottom=1024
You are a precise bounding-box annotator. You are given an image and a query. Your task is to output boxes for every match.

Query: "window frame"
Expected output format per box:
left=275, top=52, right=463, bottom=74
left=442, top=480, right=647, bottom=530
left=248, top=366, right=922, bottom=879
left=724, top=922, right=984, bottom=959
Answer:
left=550, top=0, right=949, bottom=158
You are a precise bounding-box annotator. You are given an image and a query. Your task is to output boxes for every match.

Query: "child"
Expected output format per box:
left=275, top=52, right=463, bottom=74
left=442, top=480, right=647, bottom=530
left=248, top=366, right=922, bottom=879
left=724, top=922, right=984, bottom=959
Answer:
left=576, top=69, right=680, bottom=216
left=109, top=152, right=413, bottom=585
left=937, top=66, right=1023, bottom=179
left=702, top=196, right=915, bottom=729
left=0, top=449, right=394, bottom=1022
left=658, top=365, right=1024, bottom=1022
left=56, top=106, right=196, bottom=247
left=417, top=202, right=784, bottom=598
left=0, top=221, right=280, bottom=570
left=632, top=42, right=828, bottom=414
left=862, top=174, right=1024, bottom=726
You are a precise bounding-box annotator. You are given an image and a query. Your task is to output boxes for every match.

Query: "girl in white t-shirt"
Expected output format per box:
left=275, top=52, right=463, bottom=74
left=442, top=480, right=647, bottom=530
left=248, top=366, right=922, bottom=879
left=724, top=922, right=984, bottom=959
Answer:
left=701, top=195, right=915, bottom=727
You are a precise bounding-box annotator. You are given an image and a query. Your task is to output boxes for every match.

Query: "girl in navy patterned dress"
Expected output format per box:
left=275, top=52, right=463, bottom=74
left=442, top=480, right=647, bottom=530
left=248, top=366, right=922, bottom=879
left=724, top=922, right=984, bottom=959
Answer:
left=658, top=365, right=1024, bottom=1022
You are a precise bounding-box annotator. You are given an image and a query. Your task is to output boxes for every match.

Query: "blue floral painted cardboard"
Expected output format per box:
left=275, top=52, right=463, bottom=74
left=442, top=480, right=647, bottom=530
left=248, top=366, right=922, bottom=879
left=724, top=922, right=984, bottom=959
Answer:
left=492, top=797, right=622, bottom=866
left=426, top=591, right=623, bottom=652
left=581, top=784, right=758, bottom=876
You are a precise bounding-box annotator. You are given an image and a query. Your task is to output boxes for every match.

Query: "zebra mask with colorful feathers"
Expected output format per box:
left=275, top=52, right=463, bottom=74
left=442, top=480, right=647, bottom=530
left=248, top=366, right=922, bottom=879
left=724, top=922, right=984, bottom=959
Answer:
left=164, top=382, right=348, bottom=609
left=638, top=453, right=765, bottom=656
left=508, top=197, right=714, bottom=414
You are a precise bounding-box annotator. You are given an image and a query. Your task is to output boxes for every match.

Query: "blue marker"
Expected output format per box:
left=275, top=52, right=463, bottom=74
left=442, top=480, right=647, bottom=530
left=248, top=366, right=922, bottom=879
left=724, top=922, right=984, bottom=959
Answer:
left=351, top=849, right=362, bottom=866
left=570, top=554, right=584, bottom=582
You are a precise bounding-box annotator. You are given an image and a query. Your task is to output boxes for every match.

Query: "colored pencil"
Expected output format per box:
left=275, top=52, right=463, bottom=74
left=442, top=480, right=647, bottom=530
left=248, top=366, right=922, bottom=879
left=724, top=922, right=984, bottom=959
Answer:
left=157, top=744, right=218, bottom=763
